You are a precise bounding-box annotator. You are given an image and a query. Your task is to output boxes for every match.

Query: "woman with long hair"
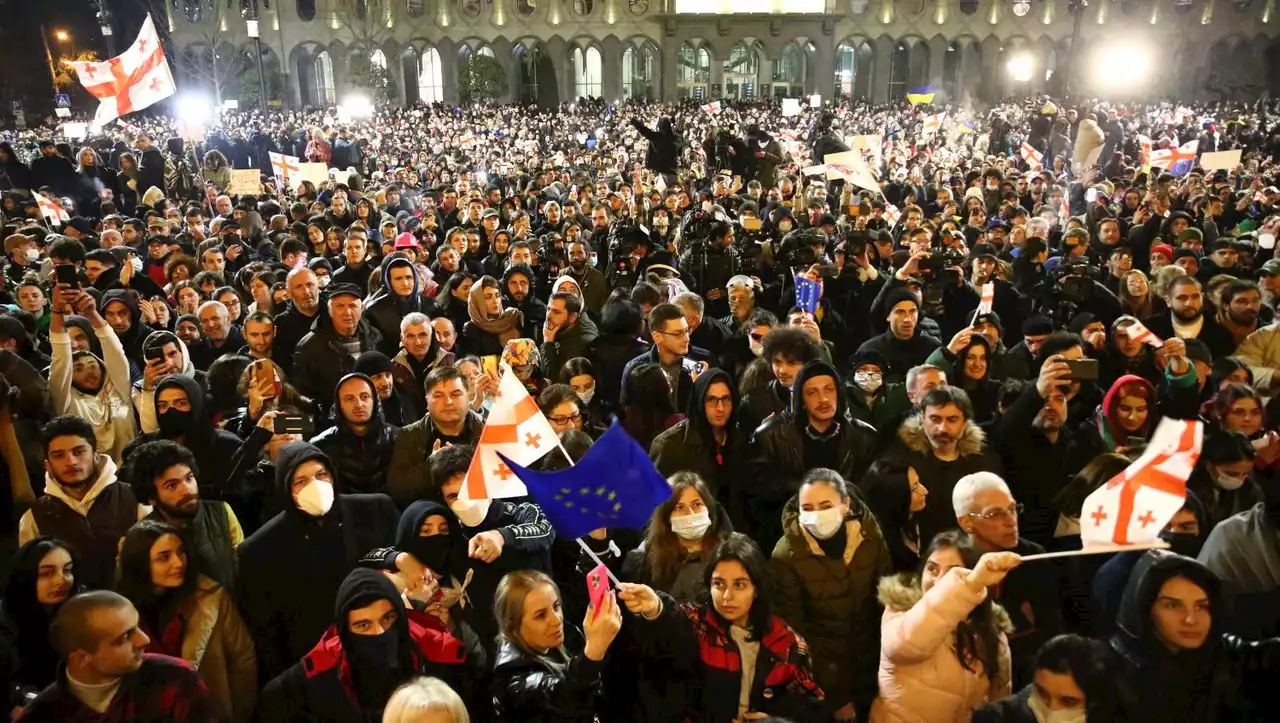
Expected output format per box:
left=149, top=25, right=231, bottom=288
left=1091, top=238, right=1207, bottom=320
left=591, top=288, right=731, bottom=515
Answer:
left=868, top=530, right=1018, bottom=722
left=622, top=472, right=731, bottom=602
left=927, top=331, right=1000, bottom=423
left=618, top=533, right=825, bottom=722
left=115, top=151, right=141, bottom=213
left=859, top=458, right=929, bottom=574
left=116, top=520, right=257, bottom=723
left=438, top=271, right=476, bottom=337
left=0, top=538, right=83, bottom=708
left=201, top=150, right=230, bottom=193
left=383, top=677, right=470, bottom=723
left=1075, top=375, right=1158, bottom=461
left=559, top=357, right=607, bottom=427
left=490, top=570, right=623, bottom=722
left=1118, top=269, right=1164, bottom=320
left=620, top=362, right=683, bottom=450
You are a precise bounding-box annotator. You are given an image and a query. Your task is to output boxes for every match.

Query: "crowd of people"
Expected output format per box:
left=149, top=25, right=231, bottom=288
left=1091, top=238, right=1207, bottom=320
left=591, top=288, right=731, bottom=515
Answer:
left=0, top=91, right=1275, bottom=722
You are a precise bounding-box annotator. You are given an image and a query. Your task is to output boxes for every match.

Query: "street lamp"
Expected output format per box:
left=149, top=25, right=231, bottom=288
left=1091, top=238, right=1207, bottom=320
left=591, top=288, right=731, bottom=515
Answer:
left=54, top=30, right=70, bottom=42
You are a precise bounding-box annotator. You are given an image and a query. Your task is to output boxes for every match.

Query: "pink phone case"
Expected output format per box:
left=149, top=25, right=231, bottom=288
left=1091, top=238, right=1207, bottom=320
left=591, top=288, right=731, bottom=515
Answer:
left=586, top=563, right=610, bottom=619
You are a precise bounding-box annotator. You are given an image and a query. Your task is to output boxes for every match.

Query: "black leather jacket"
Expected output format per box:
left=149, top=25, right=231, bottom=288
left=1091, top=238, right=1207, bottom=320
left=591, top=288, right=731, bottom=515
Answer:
left=490, top=638, right=604, bottom=723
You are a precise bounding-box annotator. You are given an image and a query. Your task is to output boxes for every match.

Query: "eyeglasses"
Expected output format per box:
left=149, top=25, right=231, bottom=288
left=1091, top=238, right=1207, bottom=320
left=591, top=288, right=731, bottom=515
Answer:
left=909, top=481, right=925, bottom=494
left=656, top=328, right=691, bottom=338
left=967, top=503, right=1023, bottom=521
left=549, top=413, right=582, bottom=426
left=705, top=396, right=732, bottom=408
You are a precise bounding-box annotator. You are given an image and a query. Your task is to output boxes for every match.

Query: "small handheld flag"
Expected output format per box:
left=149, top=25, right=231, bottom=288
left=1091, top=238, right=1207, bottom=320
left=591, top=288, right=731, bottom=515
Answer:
left=971, top=282, right=994, bottom=324
left=794, top=275, right=821, bottom=315
left=1020, top=142, right=1044, bottom=169
left=1120, top=318, right=1164, bottom=348
left=1149, top=140, right=1199, bottom=177
left=499, top=422, right=672, bottom=540
left=460, top=365, right=560, bottom=501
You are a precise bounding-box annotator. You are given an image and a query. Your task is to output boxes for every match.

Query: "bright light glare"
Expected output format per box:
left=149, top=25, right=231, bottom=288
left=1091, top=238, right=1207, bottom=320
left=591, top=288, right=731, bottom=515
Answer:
left=176, top=94, right=213, bottom=125
left=338, top=94, right=374, bottom=121
left=1092, top=46, right=1149, bottom=88
left=222, top=99, right=239, bottom=110
left=1006, top=55, right=1033, bottom=83
left=54, top=30, right=70, bottom=42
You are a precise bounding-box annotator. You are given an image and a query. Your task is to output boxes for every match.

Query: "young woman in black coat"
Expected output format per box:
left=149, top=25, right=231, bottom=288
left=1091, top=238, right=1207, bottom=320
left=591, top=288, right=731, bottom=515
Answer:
left=0, top=538, right=83, bottom=710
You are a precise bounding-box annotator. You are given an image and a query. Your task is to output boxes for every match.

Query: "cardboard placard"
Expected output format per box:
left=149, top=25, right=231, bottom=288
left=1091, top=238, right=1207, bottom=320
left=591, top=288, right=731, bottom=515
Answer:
left=227, top=169, right=262, bottom=196
left=781, top=98, right=802, bottom=117
left=296, top=162, right=329, bottom=186
left=330, top=169, right=352, bottom=186
left=1199, top=149, right=1242, bottom=171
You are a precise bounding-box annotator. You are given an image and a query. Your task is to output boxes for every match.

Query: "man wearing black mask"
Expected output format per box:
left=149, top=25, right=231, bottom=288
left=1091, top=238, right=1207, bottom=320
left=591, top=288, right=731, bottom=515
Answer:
left=258, top=567, right=477, bottom=721
left=310, top=373, right=399, bottom=494
left=123, top=375, right=243, bottom=510
left=365, top=253, right=434, bottom=358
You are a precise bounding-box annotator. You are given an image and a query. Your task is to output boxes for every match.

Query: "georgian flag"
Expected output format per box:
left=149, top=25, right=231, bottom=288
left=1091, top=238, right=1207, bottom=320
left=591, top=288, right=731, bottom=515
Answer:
left=269, top=152, right=301, bottom=183
left=70, top=16, right=176, bottom=128
left=459, top=367, right=561, bottom=500
left=701, top=101, right=722, bottom=114
left=36, top=194, right=69, bottom=225
left=1020, top=142, right=1044, bottom=169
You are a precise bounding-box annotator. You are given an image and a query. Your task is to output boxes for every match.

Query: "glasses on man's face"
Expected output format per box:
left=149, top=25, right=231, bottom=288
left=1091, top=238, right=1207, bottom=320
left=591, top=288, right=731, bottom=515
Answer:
left=705, top=395, right=732, bottom=408
left=967, top=503, right=1023, bottom=522
left=549, top=413, right=582, bottom=426
left=657, top=327, right=691, bottom=338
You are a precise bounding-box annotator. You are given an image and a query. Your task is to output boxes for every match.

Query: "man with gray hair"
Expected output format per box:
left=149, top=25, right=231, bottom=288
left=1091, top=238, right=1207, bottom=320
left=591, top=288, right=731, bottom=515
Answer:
left=190, top=300, right=244, bottom=371
left=673, top=290, right=729, bottom=366
left=393, top=312, right=453, bottom=423
left=20, top=590, right=220, bottom=721
left=952, top=470, right=1061, bottom=688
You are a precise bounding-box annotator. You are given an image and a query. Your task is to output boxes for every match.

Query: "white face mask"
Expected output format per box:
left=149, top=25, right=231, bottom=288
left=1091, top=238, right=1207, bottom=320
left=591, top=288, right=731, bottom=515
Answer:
left=25, top=249, right=39, bottom=262
left=799, top=507, right=845, bottom=540
left=749, top=339, right=764, bottom=357
left=1027, top=691, right=1086, bottom=723
left=854, top=371, right=883, bottom=394
left=450, top=497, right=491, bottom=527
left=295, top=479, right=334, bottom=517
left=670, top=509, right=711, bottom=540
left=578, top=386, right=595, bottom=406
left=130, top=257, right=144, bottom=273
left=1213, top=469, right=1247, bottom=491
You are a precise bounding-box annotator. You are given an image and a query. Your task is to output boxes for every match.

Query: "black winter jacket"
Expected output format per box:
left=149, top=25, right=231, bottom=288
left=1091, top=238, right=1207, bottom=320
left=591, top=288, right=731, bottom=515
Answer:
left=308, top=373, right=400, bottom=494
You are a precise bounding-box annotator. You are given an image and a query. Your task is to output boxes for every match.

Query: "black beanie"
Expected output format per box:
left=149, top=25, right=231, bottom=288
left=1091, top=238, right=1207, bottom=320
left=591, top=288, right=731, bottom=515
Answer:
left=354, top=351, right=395, bottom=377
left=884, top=288, right=919, bottom=314
left=1022, top=315, right=1054, bottom=336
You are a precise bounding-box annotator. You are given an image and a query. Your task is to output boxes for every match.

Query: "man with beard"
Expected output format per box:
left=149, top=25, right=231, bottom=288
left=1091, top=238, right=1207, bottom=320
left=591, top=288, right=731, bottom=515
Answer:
left=883, top=385, right=1002, bottom=548
left=355, top=351, right=408, bottom=426
left=563, top=239, right=610, bottom=316
left=1147, top=275, right=1236, bottom=358
left=99, top=289, right=156, bottom=380
left=48, top=284, right=136, bottom=461
left=365, top=253, right=434, bottom=358
left=310, top=373, right=400, bottom=494
left=258, top=567, right=478, bottom=721
left=856, top=289, right=942, bottom=385
left=502, top=263, right=546, bottom=334
left=123, top=440, right=243, bottom=590
left=1217, top=279, right=1266, bottom=348
left=240, top=311, right=276, bottom=362
left=274, top=267, right=322, bottom=376
left=20, top=416, right=147, bottom=590
left=539, top=291, right=599, bottom=381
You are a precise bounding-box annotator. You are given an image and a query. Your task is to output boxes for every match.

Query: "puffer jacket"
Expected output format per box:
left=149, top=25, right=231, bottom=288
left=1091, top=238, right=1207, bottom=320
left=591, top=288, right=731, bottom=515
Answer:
left=490, top=638, right=604, bottom=723
left=869, top=570, right=1012, bottom=723
left=770, top=493, right=892, bottom=714
left=309, top=373, right=400, bottom=494
left=384, top=411, right=485, bottom=507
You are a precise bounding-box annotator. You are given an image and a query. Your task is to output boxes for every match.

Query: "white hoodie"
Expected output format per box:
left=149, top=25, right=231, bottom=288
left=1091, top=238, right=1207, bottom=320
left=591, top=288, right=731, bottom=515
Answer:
left=18, top=454, right=147, bottom=545
left=49, top=324, right=135, bottom=463
left=131, top=335, right=197, bottom=434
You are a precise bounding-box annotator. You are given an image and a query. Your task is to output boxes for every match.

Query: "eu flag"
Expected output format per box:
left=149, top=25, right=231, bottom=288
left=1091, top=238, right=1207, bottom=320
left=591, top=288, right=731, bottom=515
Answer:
left=498, top=422, right=672, bottom=540
left=794, top=274, right=821, bottom=315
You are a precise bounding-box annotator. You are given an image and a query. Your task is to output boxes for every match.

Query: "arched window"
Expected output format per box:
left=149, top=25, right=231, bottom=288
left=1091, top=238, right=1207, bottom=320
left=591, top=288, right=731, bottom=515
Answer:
left=418, top=47, right=443, bottom=102
left=834, top=42, right=856, bottom=96
left=573, top=47, right=602, bottom=98
left=515, top=44, right=545, bottom=102
left=370, top=48, right=388, bottom=70
left=959, top=0, right=979, bottom=14
left=888, top=43, right=909, bottom=100
left=407, top=0, right=426, bottom=16
left=622, top=45, right=655, bottom=99
left=573, top=0, right=594, bottom=13
left=460, top=0, right=483, bottom=17
left=725, top=41, right=759, bottom=100
left=773, top=44, right=804, bottom=84
left=176, top=0, right=203, bottom=23
left=677, top=43, right=710, bottom=100
left=297, top=0, right=317, bottom=20
left=314, top=50, right=335, bottom=104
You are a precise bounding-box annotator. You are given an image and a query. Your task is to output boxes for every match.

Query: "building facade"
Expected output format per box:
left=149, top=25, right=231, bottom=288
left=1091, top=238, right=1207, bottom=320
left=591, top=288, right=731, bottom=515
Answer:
left=165, top=0, right=1280, bottom=108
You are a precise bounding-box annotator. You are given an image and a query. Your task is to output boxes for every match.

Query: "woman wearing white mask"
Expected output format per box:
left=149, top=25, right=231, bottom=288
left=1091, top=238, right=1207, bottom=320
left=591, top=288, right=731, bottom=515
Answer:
left=770, top=467, right=893, bottom=722
left=973, top=634, right=1122, bottom=723
left=621, top=472, right=731, bottom=603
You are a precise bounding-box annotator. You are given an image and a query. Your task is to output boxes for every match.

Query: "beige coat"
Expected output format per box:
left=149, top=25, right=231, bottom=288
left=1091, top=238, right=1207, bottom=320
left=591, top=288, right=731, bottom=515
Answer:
left=180, top=576, right=258, bottom=723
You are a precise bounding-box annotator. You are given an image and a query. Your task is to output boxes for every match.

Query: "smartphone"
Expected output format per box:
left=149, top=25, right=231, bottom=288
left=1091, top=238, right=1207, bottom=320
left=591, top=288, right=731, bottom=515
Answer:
left=1126, top=436, right=1148, bottom=448
left=586, top=562, right=611, bottom=620
left=54, top=264, right=79, bottom=287
left=816, top=263, right=840, bottom=278
left=1064, top=358, right=1100, bottom=381
left=742, top=217, right=762, bottom=231
left=145, top=345, right=166, bottom=364
left=481, top=355, right=500, bottom=378
left=273, top=414, right=309, bottom=435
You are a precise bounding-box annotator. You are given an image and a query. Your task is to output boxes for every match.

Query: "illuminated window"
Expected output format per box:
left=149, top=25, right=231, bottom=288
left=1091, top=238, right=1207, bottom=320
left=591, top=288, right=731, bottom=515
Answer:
left=418, top=47, right=443, bottom=102
left=314, top=51, right=335, bottom=104
left=572, top=47, right=603, bottom=98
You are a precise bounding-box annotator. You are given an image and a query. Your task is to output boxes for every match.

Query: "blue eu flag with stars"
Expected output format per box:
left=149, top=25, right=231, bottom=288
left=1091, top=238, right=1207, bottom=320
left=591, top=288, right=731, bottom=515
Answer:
left=794, top=274, right=821, bottom=315
left=498, top=422, right=672, bottom=540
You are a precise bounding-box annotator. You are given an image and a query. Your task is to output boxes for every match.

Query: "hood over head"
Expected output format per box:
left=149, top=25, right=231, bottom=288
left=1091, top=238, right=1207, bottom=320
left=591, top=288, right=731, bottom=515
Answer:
left=63, top=314, right=103, bottom=359
left=381, top=252, right=420, bottom=299
left=396, top=500, right=461, bottom=575
left=688, top=367, right=738, bottom=437
left=274, top=441, right=337, bottom=512
left=1115, top=550, right=1223, bottom=656
left=332, top=372, right=386, bottom=431
left=99, top=288, right=141, bottom=328
left=332, top=568, right=415, bottom=688
left=1101, top=374, right=1157, bottom=442
left=142, top=330, right=195, bottom=377
left=790, top=359, right=846, bottom=424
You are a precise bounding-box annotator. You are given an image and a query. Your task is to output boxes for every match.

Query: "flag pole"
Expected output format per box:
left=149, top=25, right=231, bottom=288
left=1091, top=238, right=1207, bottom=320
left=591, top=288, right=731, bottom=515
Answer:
left=1018, top=540, right=1169, bottom=562
left=552, top=442, right=625, bottom=587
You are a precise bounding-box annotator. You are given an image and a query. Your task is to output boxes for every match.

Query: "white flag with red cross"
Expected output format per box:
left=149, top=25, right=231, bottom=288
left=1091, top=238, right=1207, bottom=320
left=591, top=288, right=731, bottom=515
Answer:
left=701, top=101, right=722, bottom=114
left=921, top=113, right=944, bottom=135
left=36, top=194, right=69, bottom=225
left=269, top=152, right=301, bottom=184
left=883, top=204, right=901, bottom=228
left=459, top=367, right=561, bottom=501
left=70, top=16, right=176, bottom=128
left=975, top=282, right=995, bottom=316
left=1120, top=317, right=1164, bottom=348
left=1081, top=419, right=1200, bottom=547
left=1020, top=142, right=1044, bottom=169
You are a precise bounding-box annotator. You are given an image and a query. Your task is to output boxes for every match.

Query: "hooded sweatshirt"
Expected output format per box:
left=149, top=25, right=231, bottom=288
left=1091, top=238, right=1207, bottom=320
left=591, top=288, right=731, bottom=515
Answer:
left=49, top=320, right=135, bottom=461
left=238, top=442, right=398, bottom=682
left=310, top=373, right=399, bottom=493
left=131, top=330, right=200, bottom=434
left=99, top=288, right=155, bottom=369
left=1093, top=374, right=1156, bottom=452
left=366, top=254, right=430, bottom=358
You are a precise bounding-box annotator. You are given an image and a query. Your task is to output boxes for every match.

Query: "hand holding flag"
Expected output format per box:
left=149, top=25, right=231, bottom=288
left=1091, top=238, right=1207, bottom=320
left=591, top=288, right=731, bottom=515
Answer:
left=794, top=275, right=821, bottom=315
left=460, top=365, right=560, bottom=501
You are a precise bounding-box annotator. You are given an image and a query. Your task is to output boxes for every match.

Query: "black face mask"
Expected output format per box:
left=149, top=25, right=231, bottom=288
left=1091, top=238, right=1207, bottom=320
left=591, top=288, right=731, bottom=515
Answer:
left=406, top=534, right=453, bottom=575
left=1159, top=530, right=1203, bottom=559
left=157, top=408, right=195, bottom=438
left=346, top=626, right=401, bottom=671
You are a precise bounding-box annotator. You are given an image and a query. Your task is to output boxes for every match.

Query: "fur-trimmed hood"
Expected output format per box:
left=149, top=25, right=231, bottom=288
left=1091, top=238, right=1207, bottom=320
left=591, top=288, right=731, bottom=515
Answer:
left=896, top=414, right=987, bottom=458
left=876, top=572, right=1013, bottom=634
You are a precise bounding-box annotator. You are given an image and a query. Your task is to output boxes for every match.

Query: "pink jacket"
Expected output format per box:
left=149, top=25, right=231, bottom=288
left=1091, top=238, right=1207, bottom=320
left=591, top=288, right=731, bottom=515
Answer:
left=868, top=568, right=1012, bottom=723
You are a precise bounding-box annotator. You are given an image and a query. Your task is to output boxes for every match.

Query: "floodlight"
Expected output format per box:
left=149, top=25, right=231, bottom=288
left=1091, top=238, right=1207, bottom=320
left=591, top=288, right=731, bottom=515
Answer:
left=1006, top=55, right=1033, bottom=83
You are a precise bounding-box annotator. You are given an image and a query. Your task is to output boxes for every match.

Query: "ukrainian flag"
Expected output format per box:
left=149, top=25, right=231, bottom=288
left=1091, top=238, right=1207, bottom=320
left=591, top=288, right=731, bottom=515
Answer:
left=906, top=85, right=937, bottom=105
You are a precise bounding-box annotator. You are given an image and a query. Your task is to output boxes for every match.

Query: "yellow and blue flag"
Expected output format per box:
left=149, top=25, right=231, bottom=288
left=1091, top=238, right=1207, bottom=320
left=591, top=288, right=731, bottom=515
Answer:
left=795, top=275, right=821, bottom=315
left=499, top=422, right=672, bottom=540
left=906, top=86, right=937, bottom=105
